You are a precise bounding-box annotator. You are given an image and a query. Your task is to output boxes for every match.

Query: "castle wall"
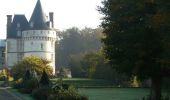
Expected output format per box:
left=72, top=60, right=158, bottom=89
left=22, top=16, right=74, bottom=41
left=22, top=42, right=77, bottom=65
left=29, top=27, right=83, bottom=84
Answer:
left=22, top=30, right=56, bottom=74
left=6, top=39, right=18, bottom=67
left=0, top=40, right=5, bottom=67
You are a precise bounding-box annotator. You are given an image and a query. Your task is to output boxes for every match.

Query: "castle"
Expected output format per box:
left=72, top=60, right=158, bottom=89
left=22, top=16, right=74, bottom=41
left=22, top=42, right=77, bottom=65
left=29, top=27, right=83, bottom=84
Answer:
left=3, top=0, right=57, bottom=74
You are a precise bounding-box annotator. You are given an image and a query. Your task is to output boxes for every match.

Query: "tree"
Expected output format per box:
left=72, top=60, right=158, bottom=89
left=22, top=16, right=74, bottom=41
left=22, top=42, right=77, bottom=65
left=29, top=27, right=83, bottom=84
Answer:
left=81, top=52, right=99, bottom=78
left=99, top=0, right=170, bottom=100
left=55, top=27, right=103, bottom=68
left=23, top=70, right=31, bottom=81
left=39, top=70, right=50, bottom=87
left=12, top=56, right=53, bottom=80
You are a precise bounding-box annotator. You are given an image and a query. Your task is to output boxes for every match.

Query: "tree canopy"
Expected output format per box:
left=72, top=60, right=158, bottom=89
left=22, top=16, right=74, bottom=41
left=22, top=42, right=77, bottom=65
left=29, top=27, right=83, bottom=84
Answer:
left=99, top=0, right=170, bottom=100
left=12, top=56, right=53, bottom=80
left=55, top=27, right=103, bottom=67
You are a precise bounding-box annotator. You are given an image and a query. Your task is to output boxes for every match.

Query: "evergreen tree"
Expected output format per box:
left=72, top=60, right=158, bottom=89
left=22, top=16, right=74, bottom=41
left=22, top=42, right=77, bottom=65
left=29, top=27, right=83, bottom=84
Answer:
left=39, top=70, right=50, bottom=87
left=23, top=70, right=31, bottom=81
left=99, top=0, right=170, bottom=100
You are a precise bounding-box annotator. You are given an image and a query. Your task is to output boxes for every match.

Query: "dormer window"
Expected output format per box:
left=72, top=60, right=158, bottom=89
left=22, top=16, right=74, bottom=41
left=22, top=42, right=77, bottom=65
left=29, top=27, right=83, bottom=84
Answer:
left=30, top=22, right=34, bottom=28
left=17, top=23, right=20, bottom=28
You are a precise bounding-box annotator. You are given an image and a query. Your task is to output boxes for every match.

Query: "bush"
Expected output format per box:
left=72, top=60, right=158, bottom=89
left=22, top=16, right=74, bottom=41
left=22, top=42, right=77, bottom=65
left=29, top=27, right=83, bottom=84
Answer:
left=48, top=89, right=88, bottom=100
left=12, top=78, right=23, bottom=89
left=12, top=78, right=39, bottom=94
left=19, top=78, right=39, bottom=94
left=48, top=84, right=88, bottom=100
left=32, top=87, right=52, bottom=100
left=39, top=70, right=50, bottom=87
left=0, top=76, right=6, bottom=81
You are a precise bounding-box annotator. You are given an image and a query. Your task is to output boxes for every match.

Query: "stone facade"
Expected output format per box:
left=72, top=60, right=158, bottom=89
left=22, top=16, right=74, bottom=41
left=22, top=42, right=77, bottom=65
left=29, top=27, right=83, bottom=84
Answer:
left=0, top=40, right=5, bottom=68
left=6, top=0, right=57, bottom=74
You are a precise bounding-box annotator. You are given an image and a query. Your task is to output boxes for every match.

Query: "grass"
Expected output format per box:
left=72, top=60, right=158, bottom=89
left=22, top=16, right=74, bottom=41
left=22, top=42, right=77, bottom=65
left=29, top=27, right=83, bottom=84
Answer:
left=51, top=78, right=114, bottom=87
left=79, top=88, right=150, bottom=100
left=8, top=89, right=34, bottom=100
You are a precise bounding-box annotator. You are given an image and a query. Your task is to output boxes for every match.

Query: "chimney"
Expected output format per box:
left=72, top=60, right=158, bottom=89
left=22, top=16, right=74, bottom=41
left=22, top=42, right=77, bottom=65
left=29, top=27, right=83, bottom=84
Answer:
left=7, top=15, right=12, bottom=34
left=49, top=12, right=54, bottom=28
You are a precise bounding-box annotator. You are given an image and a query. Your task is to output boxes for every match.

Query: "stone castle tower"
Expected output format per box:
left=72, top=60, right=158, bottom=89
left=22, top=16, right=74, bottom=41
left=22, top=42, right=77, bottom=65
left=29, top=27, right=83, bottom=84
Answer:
left=6, top=0, right=57, bottom=74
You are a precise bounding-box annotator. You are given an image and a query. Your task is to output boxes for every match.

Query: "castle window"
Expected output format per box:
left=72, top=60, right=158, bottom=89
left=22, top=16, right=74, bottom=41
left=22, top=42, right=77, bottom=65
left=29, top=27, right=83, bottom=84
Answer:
left=31, top=42, right=33, bottom=45
left=41, top=43, right=44, bottom=50
left=1, top=50, right=5, bottom=57
left=17, top=31, right=21, bottom=37
left=33, top=31, right=35, bottom=35
left=17, top=23, right=20, bottom=28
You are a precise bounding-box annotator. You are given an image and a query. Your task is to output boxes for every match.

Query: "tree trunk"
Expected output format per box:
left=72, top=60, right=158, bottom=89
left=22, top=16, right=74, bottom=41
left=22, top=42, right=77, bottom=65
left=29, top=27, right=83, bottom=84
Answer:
left=150, top=76, right=162, bottom=100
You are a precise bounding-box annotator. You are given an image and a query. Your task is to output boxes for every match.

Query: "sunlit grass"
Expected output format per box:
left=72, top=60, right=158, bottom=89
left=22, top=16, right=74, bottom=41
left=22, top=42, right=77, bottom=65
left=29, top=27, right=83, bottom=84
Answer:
left=79, top=88, right=149, bottom=100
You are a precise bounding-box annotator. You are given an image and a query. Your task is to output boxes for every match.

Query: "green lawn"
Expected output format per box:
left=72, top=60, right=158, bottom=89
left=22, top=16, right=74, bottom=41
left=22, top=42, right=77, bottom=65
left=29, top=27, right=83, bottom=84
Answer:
left=51, top=78, right=114, bottom=87
left=8, top=89, right=34, bottom=100
left=79, top=88, right=150, bottom=100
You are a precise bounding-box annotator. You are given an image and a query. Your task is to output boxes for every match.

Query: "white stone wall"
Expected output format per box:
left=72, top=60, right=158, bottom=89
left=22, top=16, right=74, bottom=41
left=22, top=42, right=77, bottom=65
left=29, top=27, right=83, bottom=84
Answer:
left=22, top=30, right=56, bottom=74
left=6, top=39, right=18, bottom=67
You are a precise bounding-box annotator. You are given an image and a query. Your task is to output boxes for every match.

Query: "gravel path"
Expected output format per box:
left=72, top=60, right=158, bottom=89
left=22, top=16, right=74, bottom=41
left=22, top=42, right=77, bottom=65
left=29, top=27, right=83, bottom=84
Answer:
left=0, top=87, right=21, bottom=100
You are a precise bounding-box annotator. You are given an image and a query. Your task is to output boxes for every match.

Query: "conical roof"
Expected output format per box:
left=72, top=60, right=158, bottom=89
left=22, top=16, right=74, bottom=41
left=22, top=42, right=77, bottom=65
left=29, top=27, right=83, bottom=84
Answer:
left=29, top=0, right=49, bottom=30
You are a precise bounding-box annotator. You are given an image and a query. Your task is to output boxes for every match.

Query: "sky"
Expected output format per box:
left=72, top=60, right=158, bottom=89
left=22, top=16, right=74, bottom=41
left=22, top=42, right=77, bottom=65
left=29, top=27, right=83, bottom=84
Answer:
left=0, top=0, right=103, bottom=39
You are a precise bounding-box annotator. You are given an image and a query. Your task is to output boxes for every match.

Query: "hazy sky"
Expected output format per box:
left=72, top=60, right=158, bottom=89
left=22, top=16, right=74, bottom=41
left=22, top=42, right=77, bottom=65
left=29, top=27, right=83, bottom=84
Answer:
left=0, top=0, right=103, bottom=39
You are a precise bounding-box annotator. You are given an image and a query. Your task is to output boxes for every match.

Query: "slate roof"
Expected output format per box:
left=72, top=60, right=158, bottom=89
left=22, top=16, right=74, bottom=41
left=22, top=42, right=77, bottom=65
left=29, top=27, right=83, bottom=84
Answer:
left=7, top=15, right=29, bottom=38
left=29, top=0, right=50, bottom=30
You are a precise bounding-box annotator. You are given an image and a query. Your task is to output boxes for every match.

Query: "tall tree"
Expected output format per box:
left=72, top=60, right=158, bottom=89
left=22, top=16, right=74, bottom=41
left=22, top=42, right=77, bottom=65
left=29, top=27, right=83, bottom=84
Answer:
left=55, top=27, right=103, bottom=67
left=99, top=0, right=170, bottom=100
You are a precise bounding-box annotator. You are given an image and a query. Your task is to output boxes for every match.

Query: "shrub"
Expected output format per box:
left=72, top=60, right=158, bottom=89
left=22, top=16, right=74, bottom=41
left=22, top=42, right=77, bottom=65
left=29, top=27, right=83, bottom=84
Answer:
left=39, top=70, right=50, bottom=87
left=12, top=78, right=23, bottom=89
left=19, top=78, right=39, bottom=94
left=12, top=78, right=39, bottom=94
left=23, top=70, right=31, bottom=81
left=48, top=84, right=88, bottom=100
left=48, top=89, right=88, bottom=100
left=0, top=76, right=6, bottom=81
left=32, top=87, right=52, bottom=100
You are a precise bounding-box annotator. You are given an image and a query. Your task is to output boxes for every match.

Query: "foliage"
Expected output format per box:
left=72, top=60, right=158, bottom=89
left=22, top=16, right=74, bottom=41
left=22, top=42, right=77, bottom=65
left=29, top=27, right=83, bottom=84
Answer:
left=69, top=54, right=86, bottom=78
left=0, top=69, right=7, bottom=81
left=12, top=78, right=23, bottom=89
left=48, top=89, right=88, bottom=100
left=81, top=51, right=129, bottom=85
left=12, top=70, right=39, bottom=94
left=23, top=70, right=31, bottom=81
left=99, top=0, right=170, bottom=100
left=32, top=78, right=88, bottom=100
left=58, top=67, right=70, bottom=78
left=39, top=70, right=50, bottom=87
left=81, top=52, right=99, bottom=78
left=55, top=27, right=103, bottom=68
left=19, top=78, right=39, bottom=94
left=0, top=69, right=13, bottom=82
left=11, top=56, right=53, bottom=80
left=32, top=87, right=52, bottom=100
left=49, top=79, right=88, bottom=100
